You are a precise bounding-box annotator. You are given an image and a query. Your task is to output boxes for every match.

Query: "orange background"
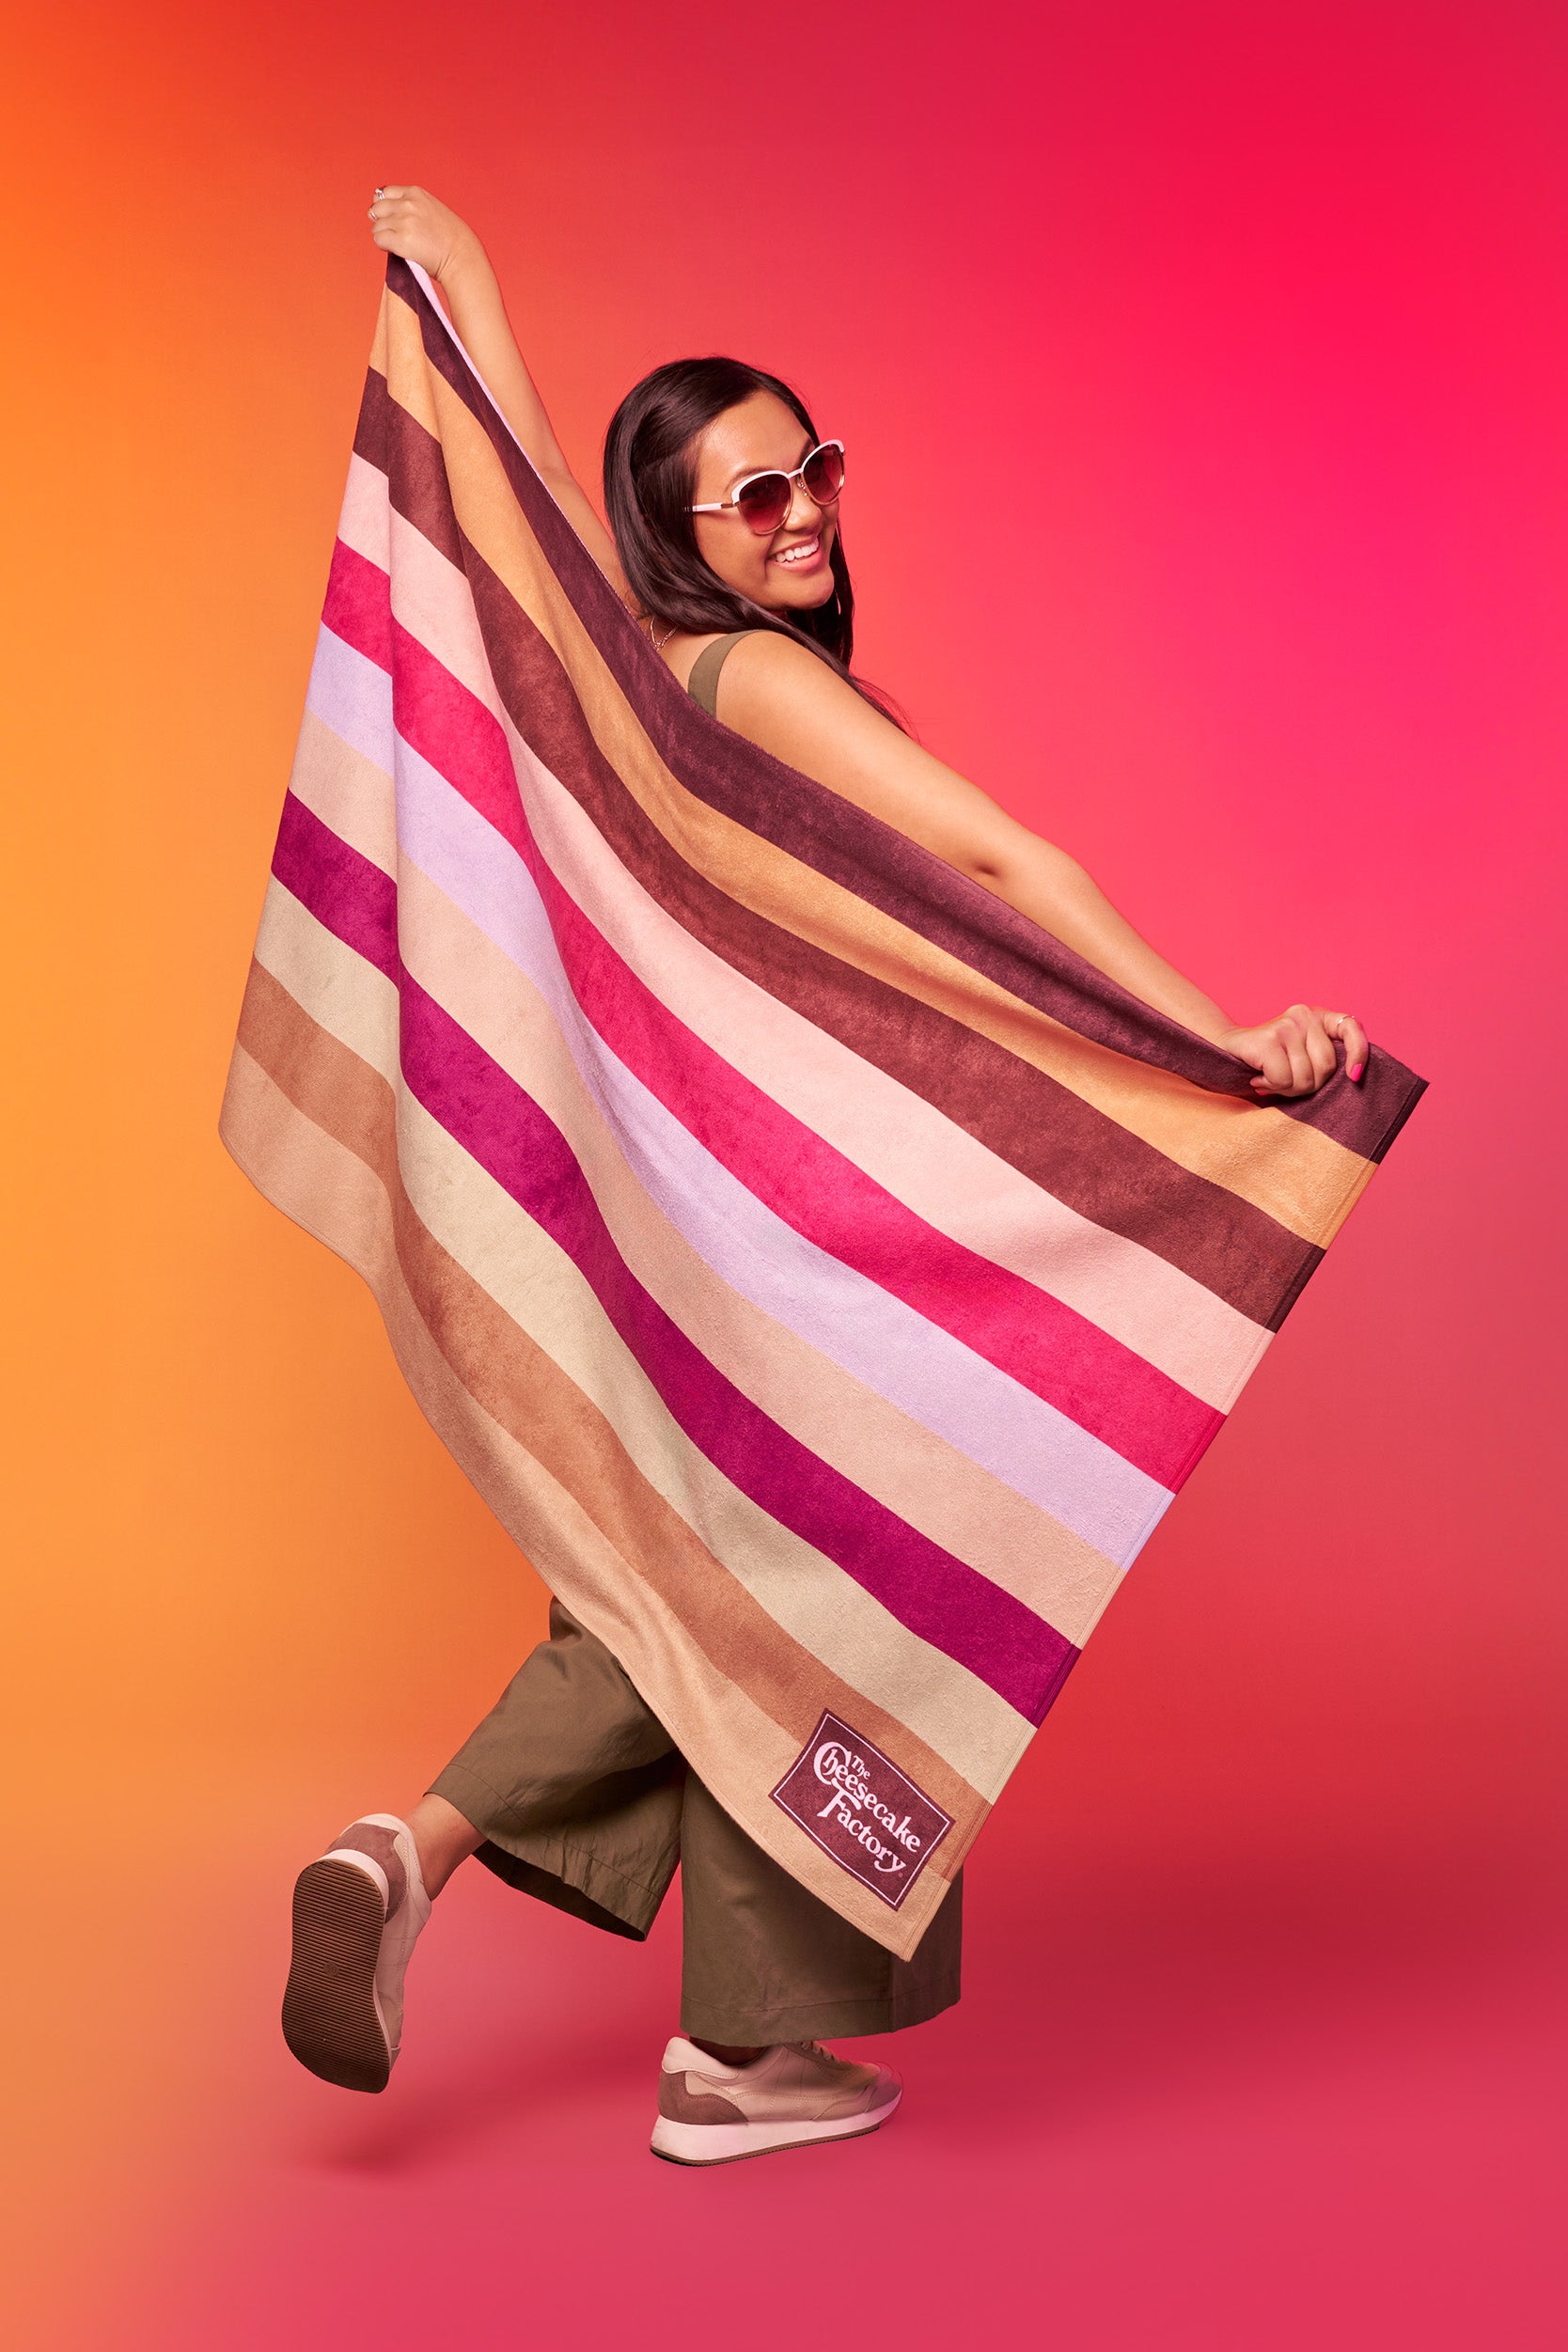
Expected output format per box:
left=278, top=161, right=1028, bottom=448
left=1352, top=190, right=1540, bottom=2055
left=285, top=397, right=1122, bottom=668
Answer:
left=6, top=3, right=1564, bottom=2346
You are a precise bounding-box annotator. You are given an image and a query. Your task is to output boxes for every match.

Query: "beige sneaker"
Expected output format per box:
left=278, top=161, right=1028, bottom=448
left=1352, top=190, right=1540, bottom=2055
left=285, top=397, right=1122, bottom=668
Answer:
left=650, top=2035, right=902, bottom=2166
left=281, top=1813, right=431, bottom=2093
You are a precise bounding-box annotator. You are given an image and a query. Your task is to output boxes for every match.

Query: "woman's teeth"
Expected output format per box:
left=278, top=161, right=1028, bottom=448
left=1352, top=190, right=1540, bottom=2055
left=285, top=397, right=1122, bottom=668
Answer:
left=773, top=537, right=820, bottom=565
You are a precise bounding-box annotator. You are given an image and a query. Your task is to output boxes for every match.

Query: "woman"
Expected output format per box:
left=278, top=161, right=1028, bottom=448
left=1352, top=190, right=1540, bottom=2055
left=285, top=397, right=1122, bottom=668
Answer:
left=282, top=185, right=1368, bottom=2168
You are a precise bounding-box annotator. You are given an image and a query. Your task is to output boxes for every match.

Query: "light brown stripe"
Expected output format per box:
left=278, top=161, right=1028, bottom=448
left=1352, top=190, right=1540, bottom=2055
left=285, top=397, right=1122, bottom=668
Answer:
left=219, top=1033, right=965, bottom=1955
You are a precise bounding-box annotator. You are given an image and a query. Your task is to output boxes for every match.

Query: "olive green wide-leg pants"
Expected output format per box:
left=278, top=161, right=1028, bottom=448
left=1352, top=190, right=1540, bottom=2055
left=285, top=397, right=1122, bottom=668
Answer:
left=430, top=1598, right=963, bottom=2046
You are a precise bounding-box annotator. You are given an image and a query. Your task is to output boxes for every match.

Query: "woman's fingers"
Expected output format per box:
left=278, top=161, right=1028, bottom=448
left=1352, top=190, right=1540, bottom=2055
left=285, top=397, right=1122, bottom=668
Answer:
left=1247, top=1004, right=1371, bottom=1096
left=1247, top=1011, right=1322, bottom=1096
left=1337, top=1010, right=1369, bottom=1082
left=1292, top=1003, right=1339, bottom=1090
left=364, top=186, right=458, bottom=277
left=1277, top=1013, right=1314, bottom=1093
left=368, top=189, right=421, bottom=236
left=1247, top=1022, right=1298, bottom=1096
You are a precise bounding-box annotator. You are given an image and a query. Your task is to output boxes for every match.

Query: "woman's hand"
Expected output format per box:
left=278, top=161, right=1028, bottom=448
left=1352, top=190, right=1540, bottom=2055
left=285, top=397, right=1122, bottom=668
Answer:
left=366, top=184, right=478, bottom=286
left=360, top=184, right=635, bottom=606
left=1219, top=1005, right=1368, bottom=1097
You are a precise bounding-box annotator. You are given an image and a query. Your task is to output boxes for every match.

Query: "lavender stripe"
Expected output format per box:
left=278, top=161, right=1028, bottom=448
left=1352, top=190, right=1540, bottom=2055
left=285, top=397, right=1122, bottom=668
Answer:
left=398, top=970, right=1072, bottom=1721
left=297, top=628, right=1175, bottom=1562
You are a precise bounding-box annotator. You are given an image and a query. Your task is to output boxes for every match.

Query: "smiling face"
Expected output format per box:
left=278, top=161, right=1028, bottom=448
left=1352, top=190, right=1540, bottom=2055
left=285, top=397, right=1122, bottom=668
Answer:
left=687, top=390, right=840, bottom=618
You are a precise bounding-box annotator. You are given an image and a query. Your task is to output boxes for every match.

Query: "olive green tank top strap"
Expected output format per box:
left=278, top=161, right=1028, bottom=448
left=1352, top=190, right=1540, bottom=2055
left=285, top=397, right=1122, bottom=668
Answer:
left=685, top=629, right=761, bottom=717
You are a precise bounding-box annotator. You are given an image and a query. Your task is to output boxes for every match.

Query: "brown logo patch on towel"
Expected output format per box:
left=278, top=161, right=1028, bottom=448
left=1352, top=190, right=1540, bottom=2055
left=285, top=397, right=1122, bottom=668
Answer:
left=771, top=1712, right=952, bottom=1908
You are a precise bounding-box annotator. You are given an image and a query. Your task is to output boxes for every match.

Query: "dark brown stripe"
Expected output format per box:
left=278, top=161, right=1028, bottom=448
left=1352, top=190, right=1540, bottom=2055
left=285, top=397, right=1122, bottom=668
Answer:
left=234, top=954, right=988, bottom=1833
left=1275, top=1045, right=1428, bottom=1162
left=355, top=360, right=465, bottom=570
left=354, top=344, right=1317, bottom=1329
left=382, top=258, right=1428, bottom=1171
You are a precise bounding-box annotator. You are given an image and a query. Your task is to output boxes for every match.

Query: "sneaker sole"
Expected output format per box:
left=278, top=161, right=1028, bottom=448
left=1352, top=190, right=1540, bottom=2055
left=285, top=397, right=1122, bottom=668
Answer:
left=650, top=2089, right=902, bottom=2168
left=282, top=1857, right=393, bottom=2093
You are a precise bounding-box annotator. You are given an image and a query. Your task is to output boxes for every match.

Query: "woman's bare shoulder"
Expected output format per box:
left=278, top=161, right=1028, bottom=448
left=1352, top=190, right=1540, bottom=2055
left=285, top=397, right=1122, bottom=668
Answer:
left=713, top=628, right=877, bottom=750
left=716, top=630, right=946, bottom=812
left=713, top=630, right=1020, bottom=870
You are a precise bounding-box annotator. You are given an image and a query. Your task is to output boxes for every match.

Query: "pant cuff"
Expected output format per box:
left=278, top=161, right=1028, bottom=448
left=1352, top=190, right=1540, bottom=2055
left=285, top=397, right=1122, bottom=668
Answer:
left=679, top=1978, right=960, bottom=2046
left=429, top=1761, right=670, bottom=1940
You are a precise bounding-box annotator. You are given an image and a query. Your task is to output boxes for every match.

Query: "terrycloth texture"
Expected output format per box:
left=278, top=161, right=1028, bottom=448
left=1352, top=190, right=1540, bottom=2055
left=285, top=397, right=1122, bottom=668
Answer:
left=219, top=257, right=1426, bottom=1957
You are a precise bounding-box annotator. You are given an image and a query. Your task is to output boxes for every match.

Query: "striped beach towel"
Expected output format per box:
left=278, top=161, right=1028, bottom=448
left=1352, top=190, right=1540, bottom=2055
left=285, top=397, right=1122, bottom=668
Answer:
left=219, top=257, right=1426, bottom=1957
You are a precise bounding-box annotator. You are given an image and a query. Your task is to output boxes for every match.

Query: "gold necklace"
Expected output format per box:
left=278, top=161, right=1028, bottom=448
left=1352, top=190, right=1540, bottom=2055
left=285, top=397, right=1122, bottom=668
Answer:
left=641, top=615, right=676, bottom=652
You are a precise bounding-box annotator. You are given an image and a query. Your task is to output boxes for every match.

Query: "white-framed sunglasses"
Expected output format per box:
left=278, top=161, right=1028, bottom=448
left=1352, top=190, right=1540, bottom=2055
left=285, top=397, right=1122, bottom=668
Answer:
left=689, top=439, right=846, bottom=536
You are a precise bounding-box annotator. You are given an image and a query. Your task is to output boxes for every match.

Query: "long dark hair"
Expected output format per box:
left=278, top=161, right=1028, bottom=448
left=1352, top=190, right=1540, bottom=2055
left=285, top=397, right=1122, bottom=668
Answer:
left=603, top=355, right=913, bottom=733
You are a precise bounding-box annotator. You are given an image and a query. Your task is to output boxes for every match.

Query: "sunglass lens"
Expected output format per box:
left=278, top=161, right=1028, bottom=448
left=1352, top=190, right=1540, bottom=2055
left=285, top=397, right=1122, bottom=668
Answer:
left=803, top=443, right=844, bottom=501
left=736, top=474, right=792, bottom=533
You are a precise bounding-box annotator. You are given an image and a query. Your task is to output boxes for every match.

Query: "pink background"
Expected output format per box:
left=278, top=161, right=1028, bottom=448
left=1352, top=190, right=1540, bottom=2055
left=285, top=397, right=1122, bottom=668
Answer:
left=7, top=2, right=1563, bottom=2344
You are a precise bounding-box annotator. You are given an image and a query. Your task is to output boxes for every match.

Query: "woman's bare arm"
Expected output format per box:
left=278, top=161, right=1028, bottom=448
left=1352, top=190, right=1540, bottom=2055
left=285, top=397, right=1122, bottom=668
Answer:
left=368, top=186, right=635, bottom=607
left=716, top=633, right=1367, bottom=1096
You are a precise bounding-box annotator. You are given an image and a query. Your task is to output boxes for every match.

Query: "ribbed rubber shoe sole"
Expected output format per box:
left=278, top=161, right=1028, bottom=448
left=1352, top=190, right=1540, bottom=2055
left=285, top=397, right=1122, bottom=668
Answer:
left=282, top=1857, right=392, bottom=2093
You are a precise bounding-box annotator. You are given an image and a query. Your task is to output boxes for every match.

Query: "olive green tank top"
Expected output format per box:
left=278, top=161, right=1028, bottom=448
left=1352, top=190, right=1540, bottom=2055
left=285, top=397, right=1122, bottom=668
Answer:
left=685, top=629, right=760, bottom=717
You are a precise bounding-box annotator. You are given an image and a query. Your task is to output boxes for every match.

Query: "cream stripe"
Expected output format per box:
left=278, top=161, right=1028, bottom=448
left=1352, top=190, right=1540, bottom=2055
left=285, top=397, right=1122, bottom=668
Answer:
left=286, top=701, right=398, bottom=876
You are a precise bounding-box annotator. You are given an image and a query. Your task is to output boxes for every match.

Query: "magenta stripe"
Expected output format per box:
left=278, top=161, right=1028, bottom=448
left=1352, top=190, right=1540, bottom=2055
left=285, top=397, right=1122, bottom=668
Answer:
left=320, top=532, right=1219, bottom=1485
left=266, top=792, right=1073, bottom=1717
left=273, top=792, right=399, bottom=980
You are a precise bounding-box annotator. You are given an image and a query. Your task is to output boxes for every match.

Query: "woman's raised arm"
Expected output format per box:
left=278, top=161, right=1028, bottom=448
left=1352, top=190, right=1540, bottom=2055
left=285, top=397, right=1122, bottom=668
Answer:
left=368, top=186, right=635, bottom=608
left=713, top=632, right=1368, bottom=1098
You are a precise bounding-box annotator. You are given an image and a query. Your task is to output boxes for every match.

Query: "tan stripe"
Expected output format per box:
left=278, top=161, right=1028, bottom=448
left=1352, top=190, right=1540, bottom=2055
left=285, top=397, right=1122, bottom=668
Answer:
left=381, top=295, right=1367, bottom=1246
left=286, top=705, right=398, bottom=876
left=219, top=1034, right=964, bottom=1956
left=254, top=873, right=395, bottom=1067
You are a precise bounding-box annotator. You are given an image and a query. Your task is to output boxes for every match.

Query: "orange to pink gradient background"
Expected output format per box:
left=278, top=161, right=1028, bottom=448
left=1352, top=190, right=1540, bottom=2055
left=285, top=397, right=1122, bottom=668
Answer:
left=5, top=3, right=1565, bottom=2346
